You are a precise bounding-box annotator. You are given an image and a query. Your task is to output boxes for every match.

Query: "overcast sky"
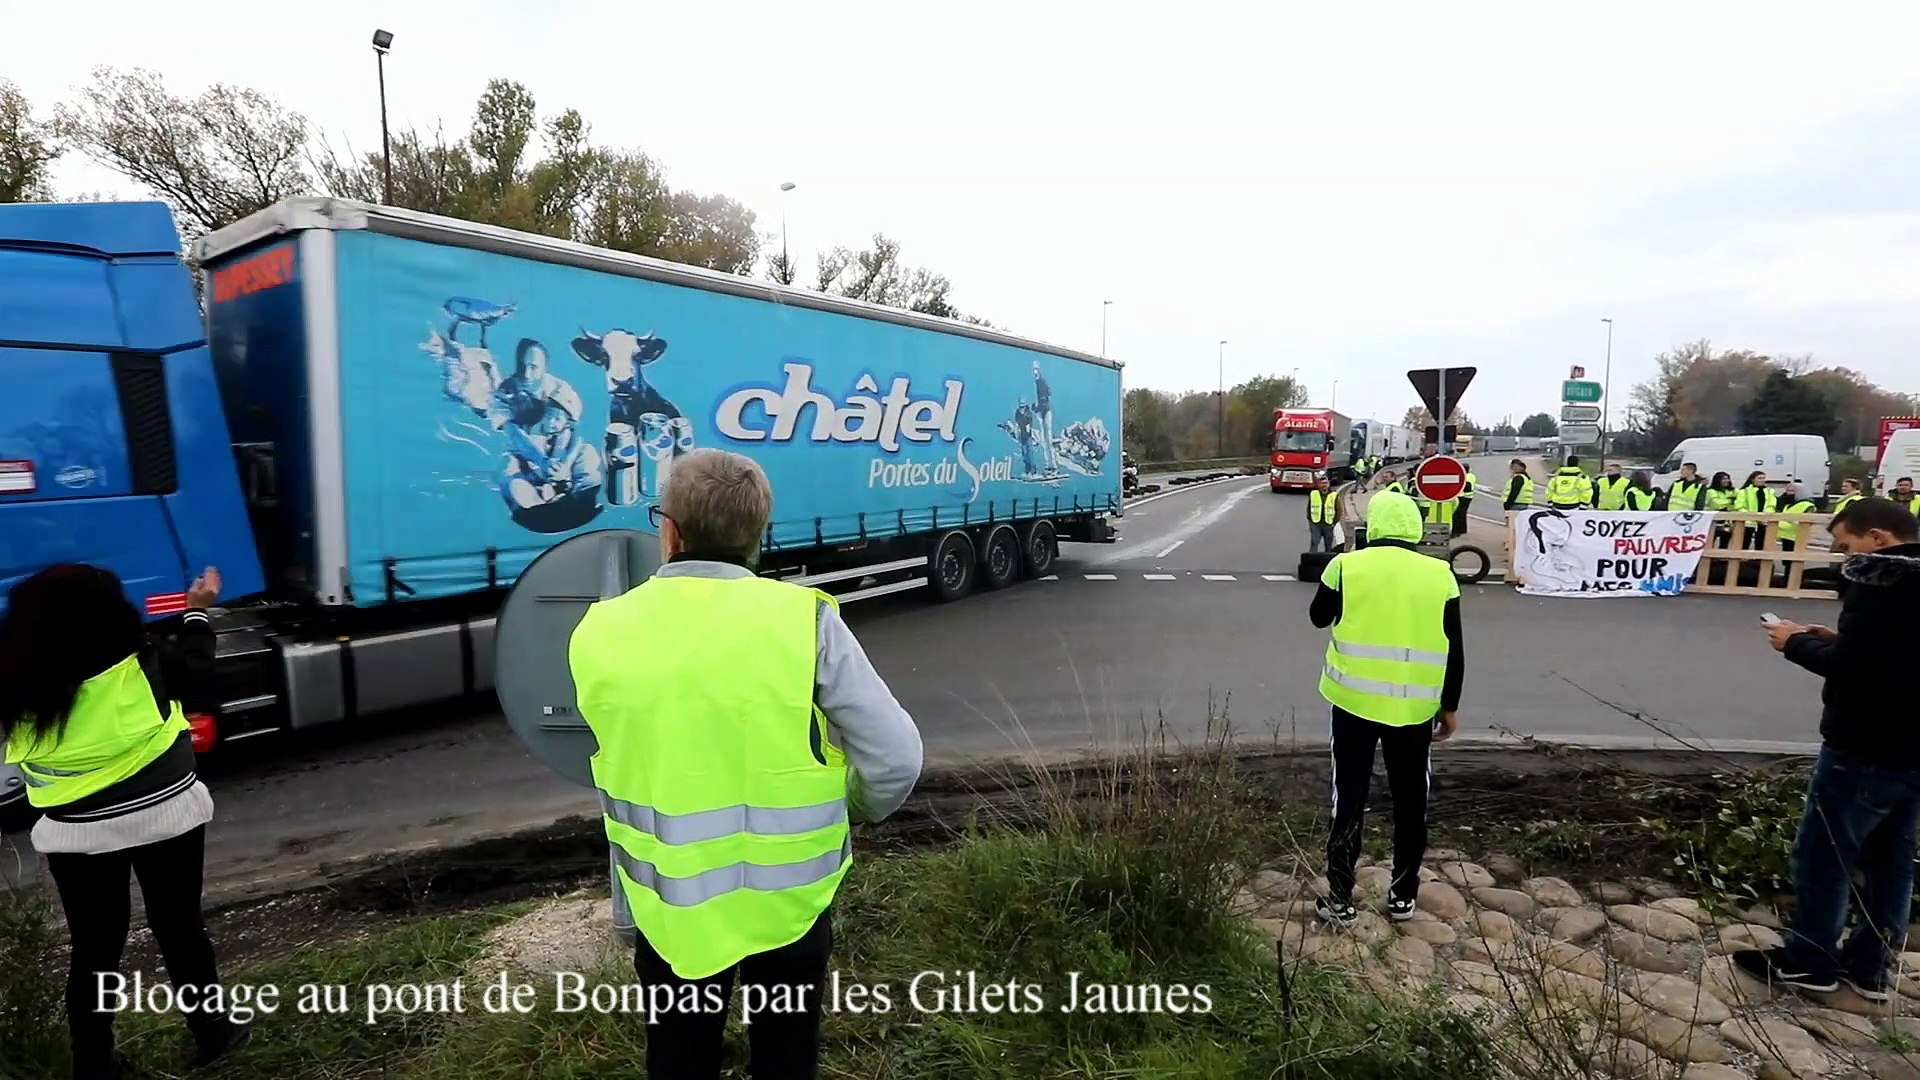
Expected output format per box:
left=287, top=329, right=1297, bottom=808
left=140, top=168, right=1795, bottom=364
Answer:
left=9, top=1, right=1918, bottom=426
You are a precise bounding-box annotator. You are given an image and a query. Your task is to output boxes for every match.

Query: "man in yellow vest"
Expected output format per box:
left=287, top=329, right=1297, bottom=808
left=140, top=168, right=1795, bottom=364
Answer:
left=1593, top=462, right=1631, bottom=511
left=1306, top=475, right=1343, bottom=553
left=1892, top=477, right=1920, bottom=516
left=1502, top=459, right=1536, bottom=511
left=569, top=449, right=923, bottom=1079
left=1309, top=490, right=1464, bottom=925
left=1833, top=478, right=1864, bottom=517
left=1547, top=457, right=1594, bottom=511
left=1452, top=470, right=1477, bottom=537
left=1666, top=462, right=1706, bottom=512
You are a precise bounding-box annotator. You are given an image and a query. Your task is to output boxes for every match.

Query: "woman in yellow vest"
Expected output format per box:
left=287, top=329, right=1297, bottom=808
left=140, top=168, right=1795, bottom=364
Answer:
left=1832, top=478, right=1864, bottom=516
left=1736, top=470, right=1782, bottom=549
left=1625, top=470, right=1662, bottom=511
left=0, top=564, right=248, bottom=1080
left=1704, top=471, right=1738, bottom=550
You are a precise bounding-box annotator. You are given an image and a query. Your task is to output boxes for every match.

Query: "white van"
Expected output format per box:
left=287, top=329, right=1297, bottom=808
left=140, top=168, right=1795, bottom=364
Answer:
left=1653, top=434, right=1830, bottom=497
left=1879, top=428, right=1920, bottom=489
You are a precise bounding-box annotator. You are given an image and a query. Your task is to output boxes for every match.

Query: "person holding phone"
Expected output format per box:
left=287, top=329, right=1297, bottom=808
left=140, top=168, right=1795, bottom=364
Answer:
left=0, top=564, right=248, bottom=1079
left=1735, top=497, right=1920, bottom=999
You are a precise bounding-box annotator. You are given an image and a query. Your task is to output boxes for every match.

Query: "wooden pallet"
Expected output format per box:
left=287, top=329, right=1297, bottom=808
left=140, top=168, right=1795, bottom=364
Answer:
left=1689, top=511, right=1844, bottom=600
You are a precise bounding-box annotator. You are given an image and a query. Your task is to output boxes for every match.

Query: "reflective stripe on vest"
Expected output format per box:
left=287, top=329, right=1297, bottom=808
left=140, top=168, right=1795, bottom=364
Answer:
left=1596, top=475, right=1631, bottom=510
left=1668, top=480, right=1704, bottom=511
left=1308, top=488, right=1338, bottom=524
left=1547, top=469, right=1590, bottom=508
left=1317, top=545, right=1458, bottom=726
left=570, top=574, right=850, bottom=979
left=4, top=653, right=189, bottom=808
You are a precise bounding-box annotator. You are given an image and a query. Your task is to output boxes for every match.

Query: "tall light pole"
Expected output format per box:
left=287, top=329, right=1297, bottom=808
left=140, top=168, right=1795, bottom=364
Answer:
left=372, top=30, right=394, bottom=204
left=1600, top=316, right=1614, bottom=468
left=1331, top=380, right=1339, bottom=410
left=778, top=181, right=797, bottom=284
left=1217, top=340, right=1228, bottom=458
left=1100, top=300, right=1112, bottom=358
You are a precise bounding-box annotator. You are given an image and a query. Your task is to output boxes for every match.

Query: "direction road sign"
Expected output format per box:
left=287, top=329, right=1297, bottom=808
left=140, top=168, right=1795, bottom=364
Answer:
left=1413, top=455, right=1469, bottom=503
left=1562, top=380, right=1603, bottom=403
left=1560, top=404, right=1601, bottom=423
left=1560, top=423, right=1601, bottom=446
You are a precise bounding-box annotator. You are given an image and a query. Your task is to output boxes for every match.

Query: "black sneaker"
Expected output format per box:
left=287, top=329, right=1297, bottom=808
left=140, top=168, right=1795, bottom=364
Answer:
left=1315, top=896, right=1359, bottom=927
left=1841, top=970, right=1892, bottom=1003
left=1387, top=896, right=1418, bottom=922
left=1731, top=948, right=1839, bottom=994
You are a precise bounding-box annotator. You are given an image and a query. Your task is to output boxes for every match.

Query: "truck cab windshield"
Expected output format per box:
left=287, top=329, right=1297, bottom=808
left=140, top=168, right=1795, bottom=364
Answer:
left=1274, top=430, right=1332, bottom=453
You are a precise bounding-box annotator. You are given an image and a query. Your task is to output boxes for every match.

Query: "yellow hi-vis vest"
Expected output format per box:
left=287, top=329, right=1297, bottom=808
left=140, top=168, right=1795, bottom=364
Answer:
left=1546, top=468, right=1592, bottom=509
left=1704, top=487, right=1737, bottom=512
left=4, top=653, right=187, bottom=808
left=1832, top=493, right=1863, bottom=516
left=1778, top=499, right=1817, bottom=542
left=1308, top=489, right=1339, bottom=524
left=1595, top=475, right=1631, bottom=510
left=569, top=574, right=851, bottom=979
left=1507, top=474, right=1535, bottom=506
left=1625, top=487, right=1659, bottom=511
left=1317, top=545, right=1458, bottom=726
left=1463, top=472, right=1478, bottom=498
left=1667, top=479, right=1704, bottom=511
left=1423, top=497, right=1456, bottom=526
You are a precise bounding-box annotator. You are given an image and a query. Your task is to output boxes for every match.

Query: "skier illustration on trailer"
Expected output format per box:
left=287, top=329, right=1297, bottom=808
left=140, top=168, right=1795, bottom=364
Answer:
left=1031, top=361, right=1056, bottom=474
left=570, top=327, right=693, bottom=503
left=487, top=338, right=603, bottom=516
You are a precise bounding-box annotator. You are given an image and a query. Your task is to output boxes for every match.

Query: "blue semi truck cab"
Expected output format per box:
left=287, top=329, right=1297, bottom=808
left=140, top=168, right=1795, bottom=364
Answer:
left=1, top=197, right=1122, bottom=780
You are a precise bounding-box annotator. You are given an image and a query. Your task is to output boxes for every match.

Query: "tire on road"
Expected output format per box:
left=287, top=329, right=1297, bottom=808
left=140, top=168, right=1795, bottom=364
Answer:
left=1020, top=519, right=1057, bottom=578
left=1449, top=544, right=1492, bottom=585
left=930, top=530, right=978, bottom=602
left=978, top=524, right=1022, bottom=590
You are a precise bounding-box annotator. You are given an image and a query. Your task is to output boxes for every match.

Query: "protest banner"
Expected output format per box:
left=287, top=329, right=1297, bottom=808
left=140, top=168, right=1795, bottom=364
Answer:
left=1510, top=509, right=1716, bottom=597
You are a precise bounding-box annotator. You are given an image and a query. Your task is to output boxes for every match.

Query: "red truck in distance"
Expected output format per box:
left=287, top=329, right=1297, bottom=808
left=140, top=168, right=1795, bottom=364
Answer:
left=1269, top=407, right=1354, bottom=492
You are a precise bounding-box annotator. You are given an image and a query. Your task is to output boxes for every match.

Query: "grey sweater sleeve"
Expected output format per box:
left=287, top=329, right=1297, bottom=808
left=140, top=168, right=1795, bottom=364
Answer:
left=816, top=600, right=924, bottom=823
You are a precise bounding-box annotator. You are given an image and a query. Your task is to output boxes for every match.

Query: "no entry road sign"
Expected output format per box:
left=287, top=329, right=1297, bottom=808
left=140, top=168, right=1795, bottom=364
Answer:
left=1413, top=455, right=1469, bottom=503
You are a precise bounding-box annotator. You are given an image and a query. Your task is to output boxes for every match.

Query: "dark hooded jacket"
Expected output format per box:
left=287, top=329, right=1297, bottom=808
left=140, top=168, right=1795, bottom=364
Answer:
left=1782, top=543, right=1920, bottom=769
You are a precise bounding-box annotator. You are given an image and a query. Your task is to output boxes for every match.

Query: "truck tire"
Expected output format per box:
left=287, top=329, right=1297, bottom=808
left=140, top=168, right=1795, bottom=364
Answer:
left=931, top=531, right=977, bottom=602
left=1021, top=519, right=1057, bottom=578
left=979, top=524, right=1022, bottom=590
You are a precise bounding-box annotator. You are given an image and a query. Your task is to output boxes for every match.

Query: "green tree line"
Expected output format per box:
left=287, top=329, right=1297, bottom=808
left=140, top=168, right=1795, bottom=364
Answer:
left=1619, top=340, right=1917, bottom=459
left=1124, top=375, right=1308, bottom=461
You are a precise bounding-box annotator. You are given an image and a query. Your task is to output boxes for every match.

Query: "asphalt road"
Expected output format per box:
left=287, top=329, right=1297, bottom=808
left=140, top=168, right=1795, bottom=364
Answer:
left=2, top=471, right=1841, bottom=902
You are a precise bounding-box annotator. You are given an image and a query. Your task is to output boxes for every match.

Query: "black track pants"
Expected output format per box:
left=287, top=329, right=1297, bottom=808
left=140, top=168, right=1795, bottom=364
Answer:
left=1325, top=707, right=1435, bottom=904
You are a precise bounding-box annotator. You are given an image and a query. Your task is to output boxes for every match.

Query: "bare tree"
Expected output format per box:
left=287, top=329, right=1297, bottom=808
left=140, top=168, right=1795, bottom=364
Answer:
left=54, top=67, right=309, bottom=235
left=0, top=78, right=61, bottom=202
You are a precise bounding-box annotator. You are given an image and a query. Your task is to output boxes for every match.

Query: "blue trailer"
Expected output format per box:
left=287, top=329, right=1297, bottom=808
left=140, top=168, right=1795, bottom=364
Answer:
left=0, top=197, right=1122, bottom=752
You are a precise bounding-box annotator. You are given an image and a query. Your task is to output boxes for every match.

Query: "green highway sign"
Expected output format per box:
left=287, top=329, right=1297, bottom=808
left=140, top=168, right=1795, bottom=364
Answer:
left=1561, top=380, right=1603, bottom=403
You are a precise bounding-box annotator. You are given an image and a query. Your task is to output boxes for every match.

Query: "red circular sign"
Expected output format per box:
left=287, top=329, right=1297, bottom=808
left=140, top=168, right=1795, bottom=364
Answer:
left=1413, top=455, right=1469, bottom=502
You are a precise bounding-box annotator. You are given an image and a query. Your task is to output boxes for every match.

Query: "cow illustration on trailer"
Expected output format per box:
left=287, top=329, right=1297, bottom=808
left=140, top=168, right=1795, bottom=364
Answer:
left=570, top=327, right=693, bottom=505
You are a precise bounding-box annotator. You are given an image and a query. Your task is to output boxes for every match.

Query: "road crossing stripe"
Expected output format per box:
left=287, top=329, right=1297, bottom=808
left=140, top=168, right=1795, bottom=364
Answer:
left=1201, top=574, right=1237, bottom=581
left=1083, top=574, right=1118, bottom=580
left=1039, top=575, right=1059, bottom=581
left=1262, top=574, right=1295, bottom=581
left=1143, top=574, right=1177, bottom=580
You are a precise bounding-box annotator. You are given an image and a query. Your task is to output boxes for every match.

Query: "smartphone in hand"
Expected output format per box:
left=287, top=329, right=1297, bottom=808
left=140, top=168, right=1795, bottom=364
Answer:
left=1760, top=612, right=1782, bottom=625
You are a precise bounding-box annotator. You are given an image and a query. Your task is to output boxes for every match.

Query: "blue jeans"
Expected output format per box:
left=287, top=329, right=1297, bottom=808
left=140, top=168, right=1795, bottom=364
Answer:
left=1783, top=747, right=1920, bottom=980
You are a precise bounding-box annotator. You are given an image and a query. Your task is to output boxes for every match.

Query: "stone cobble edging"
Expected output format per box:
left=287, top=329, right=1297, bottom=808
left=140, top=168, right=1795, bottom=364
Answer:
left=1240, top=855, right=1920, bottom=1080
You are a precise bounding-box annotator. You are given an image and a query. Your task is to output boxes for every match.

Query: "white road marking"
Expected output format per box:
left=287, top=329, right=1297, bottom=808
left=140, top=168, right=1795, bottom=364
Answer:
left=1202, top=574, right=1237, bottom=581
left=1038, top=575, right=1059, bottom=581
left=1262, top=574, right=1295, bottom=581
left=1100, top=482, right=1266, bottom=564
left=1155, top=539, right=1185, bottom=558
left=1143, top=573, right=1177, bottom=580
left=1083, top=573, right=1118, bottom=580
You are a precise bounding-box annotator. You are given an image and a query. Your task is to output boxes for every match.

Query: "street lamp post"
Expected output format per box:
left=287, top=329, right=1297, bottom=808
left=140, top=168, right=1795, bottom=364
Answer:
left=1600, top=317, right=1614, bottom=468
left=372, top=30, right=394, bottom=204
left=1100, top=300, right=1112, bottom=358
left=778, top=181, right=797, bottom=284
left=1331, top=380, right=1338, bottom=410
left=1216, top=340, right=1229, bottom=458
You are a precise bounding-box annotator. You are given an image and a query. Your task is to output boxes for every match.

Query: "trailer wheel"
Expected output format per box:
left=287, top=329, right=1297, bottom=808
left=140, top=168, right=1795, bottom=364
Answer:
left=931, top=531, right=977, bottom=602
left=978, top=525, right=1022, bottom=590
left=1021, top=519, right=1057, bottom=578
